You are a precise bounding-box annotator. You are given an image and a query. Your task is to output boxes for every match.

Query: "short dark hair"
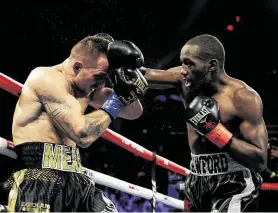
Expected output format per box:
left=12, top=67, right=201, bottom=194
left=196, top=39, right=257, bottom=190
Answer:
left=92, top=33, right=114, bottom=42
left=71, top=36, right=110, bottom=57
left=186, top=34, right=225, bottom=68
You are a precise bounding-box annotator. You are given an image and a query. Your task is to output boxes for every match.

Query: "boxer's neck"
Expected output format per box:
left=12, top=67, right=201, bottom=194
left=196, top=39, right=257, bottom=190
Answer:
left=200, top=70, right=231, bottom=97
left=211, top=70, right=230, bottom=91
left=59, top=59, right=80, bottom=94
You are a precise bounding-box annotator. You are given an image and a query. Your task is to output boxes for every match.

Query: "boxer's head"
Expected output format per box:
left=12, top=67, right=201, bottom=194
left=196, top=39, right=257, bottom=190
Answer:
left=180, top=34, right=225, bottom=93
left=68, top=36, right=110, bottom=94
left=92, top=33, right=114, bottom=42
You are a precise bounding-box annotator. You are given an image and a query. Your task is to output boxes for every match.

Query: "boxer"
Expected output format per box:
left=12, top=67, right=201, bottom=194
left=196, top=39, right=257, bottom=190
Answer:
left=141, top=34, right=268, bottom=212
left=3, top=34, right=148, bottom=212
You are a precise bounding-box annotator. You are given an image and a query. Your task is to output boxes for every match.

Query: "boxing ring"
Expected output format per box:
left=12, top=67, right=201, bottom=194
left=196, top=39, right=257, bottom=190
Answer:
left=0, top=72, right=278, bottom=212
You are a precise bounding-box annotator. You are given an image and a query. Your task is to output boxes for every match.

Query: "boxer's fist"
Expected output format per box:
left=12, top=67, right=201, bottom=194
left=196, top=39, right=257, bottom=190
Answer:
left=185, top=96, right=233, bottom=148
left=107, top=40, right=148, bottom=105
left=109, top=68, right=148, bottom=105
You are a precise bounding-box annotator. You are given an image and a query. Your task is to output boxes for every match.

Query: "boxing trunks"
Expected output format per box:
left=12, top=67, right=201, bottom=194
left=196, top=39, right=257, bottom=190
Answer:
left=2, top=142, right=117, bottom=212
left=184, top=152, right=262, bottom=212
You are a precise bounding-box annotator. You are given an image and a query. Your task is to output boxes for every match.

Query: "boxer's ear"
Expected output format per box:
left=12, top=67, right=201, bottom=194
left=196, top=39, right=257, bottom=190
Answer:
left=208, top=59, right=218, bottom=72
left=73, top=62, right=83, bottom=73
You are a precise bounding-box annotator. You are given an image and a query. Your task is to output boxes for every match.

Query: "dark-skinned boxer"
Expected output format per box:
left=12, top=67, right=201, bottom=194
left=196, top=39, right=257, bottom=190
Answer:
left=141, top=34, right=267, bottom=212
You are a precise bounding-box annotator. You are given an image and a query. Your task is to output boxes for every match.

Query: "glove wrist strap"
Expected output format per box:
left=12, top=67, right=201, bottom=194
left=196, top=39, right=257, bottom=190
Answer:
left=100, top=92, right=124, bottom=120
left=206, top=123, right=233, bottom=148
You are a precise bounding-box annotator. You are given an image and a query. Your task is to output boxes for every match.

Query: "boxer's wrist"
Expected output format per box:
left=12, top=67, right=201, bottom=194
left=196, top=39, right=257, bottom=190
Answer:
left=139, top=67, right=149, bottom=76
left=100, top=92, right=124, bottom=120
left=206, top=123, right=233, bottom=149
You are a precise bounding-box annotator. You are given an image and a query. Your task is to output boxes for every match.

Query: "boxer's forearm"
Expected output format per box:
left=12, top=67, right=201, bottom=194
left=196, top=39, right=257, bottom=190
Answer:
left=77, top=110, right=112, bottom=147
left=141, top=67, right=178, bottom=89
left=225, top=137, right=267, bottom=172
left=118, top=99, right=143, bottom=120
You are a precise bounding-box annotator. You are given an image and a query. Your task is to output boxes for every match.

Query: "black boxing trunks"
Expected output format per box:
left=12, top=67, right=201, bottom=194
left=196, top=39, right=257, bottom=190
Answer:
left=184, top=152, right=262, bottom=212
left=2, top=142, right=117, bottom=212
left=0, top=149, right=18, bottom=207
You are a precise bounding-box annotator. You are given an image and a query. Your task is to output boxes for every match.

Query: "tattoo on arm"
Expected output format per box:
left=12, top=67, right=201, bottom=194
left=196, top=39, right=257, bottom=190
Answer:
left=41, top=94, right=111, bottom=146
left=80, top=111, right=111, bottom=141
left=41, top=95, right=78, bottom=141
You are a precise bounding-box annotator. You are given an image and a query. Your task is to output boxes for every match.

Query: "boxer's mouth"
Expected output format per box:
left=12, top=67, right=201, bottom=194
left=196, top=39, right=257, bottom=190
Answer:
left=183, top=78, right=191, bottom=87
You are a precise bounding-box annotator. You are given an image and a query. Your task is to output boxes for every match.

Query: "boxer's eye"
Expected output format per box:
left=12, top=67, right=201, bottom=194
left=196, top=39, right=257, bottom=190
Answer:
left=182, top=59, right=194, bottom=68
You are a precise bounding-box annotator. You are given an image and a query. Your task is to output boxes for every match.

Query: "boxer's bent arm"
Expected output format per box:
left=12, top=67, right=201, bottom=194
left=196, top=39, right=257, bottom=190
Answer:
left=30, top=70, right=111, bottom=148
left=225, top=89, right=268, bottom=172
left=140, top=66, right=181, bottom=89
left=89, top=87, right=143, bottom=120
left=118, top=99, right=143, bottom=120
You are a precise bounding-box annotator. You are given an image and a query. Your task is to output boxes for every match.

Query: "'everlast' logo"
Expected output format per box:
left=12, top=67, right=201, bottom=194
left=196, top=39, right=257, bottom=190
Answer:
left=42, top=143, right=84, bottom=173
left=190, top=154, right=228, bottom=174
left=189, top=106, right=211, bottom=126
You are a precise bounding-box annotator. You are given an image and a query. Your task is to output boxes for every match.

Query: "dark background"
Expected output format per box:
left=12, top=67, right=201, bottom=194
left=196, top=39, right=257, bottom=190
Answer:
left=2, top=0, right=278, bottom=211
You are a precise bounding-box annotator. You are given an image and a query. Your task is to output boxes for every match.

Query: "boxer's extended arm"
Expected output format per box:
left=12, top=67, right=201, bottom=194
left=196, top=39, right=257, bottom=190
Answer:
left=227, top=88, right=268, bottom=172
left=29, top=69, right=111, bottom=148
left=140, top=66, right=182, bottom=89
left=89, top=87, right=143, bottom=120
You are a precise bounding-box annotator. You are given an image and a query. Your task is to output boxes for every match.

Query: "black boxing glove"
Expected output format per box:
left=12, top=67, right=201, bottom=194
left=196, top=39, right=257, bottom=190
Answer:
left=185, top=96, right=233, bottom=148
left=107, top=40, right=148, bottom=105
left=107, top=40, right=144, bottom=69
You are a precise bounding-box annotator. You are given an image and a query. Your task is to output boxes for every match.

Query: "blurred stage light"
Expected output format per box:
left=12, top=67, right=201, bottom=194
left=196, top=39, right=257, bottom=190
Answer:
left=236, top=16, right=241, bottom=22
left=226, top=24, right=234, bottom=31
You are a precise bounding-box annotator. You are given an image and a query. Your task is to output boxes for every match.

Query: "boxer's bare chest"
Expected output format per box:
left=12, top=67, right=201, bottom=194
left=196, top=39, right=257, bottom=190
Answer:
left=212, top=93, right=237, bottom=128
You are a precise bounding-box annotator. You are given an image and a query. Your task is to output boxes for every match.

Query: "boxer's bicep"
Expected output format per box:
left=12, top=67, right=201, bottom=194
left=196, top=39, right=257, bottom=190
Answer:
left=39, top=87, right=85, bottom=142
left=239, top=119, right=268, bottom=154
left=39, top=86, right=111, bottom=147
left=235, top=88, right=268, bottom=156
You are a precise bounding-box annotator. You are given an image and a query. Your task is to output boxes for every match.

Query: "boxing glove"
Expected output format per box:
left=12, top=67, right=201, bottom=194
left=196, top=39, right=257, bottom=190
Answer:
left=106, top=40, right=148, bottom=105
left=107, top=40, right=144, bottom=69
left=185, top=96, right=233, bottom=148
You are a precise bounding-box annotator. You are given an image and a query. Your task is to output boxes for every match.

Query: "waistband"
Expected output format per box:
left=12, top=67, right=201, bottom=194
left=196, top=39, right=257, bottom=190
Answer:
left=14, top=142, right=84, bottom=173
left=190, top=152, right=247, bottom=176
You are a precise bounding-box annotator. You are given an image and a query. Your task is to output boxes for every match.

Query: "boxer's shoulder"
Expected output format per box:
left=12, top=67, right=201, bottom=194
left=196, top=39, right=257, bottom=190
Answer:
left=232, top=84, right=263, bottom=119
left=26, top=67, right=69, bottom=94
left=227, top=78, right=261, bottom=103
left=27, top=66, right=64, bottom=83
